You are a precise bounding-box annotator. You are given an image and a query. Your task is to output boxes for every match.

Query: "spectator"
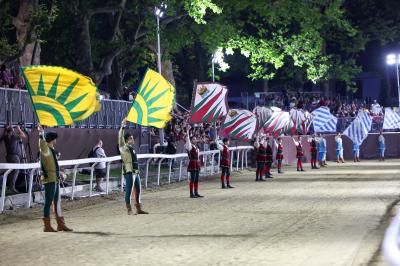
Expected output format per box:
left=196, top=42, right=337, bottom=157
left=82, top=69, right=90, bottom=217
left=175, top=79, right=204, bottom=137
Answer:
left=0, top=65, right=12, bottom=87
left=92, top=139, right=107, bottom=192
left=0, top=125, right=26, bottom=193
left=166, top=137, right=177, bottom=169
left=371, top=100, right=382, bottom=115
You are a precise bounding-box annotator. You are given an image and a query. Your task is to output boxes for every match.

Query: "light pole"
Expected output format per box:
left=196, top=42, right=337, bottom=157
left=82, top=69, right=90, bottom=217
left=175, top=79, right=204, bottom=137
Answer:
left=386, top=54, right=400, bottom=107
left=155, top=3, right=167, bottom=146
left=211, top=53, right=215, bottom=82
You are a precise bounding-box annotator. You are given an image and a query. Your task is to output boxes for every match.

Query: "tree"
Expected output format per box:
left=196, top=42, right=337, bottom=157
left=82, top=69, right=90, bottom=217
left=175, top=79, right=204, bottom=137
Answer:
left=0, top=0, right=57, bottom=66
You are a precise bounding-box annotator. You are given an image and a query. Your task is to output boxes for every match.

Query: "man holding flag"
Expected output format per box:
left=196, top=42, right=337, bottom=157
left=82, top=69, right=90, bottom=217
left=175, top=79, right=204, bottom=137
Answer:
left=317, top=133, right=327, bottom=167
left=292, top=136, right=305, bottom=172
left=309, top=135, right=319, bottom=169
left=335, top=133, right=345, bottom=163
left=264, top=136, right=273, bottom=178
left=254, top=135, right=267, bottom=181
left=38, top=126, right=72, bottom=232
left=275, top=137, right=284, bottom=174
left=119, top=118, right=148, bottom=215
left=185, top=126, right=204, bottom=198
left=378, top=132, right=385, bottom=161
left=217, top=137, right=234, bottom=189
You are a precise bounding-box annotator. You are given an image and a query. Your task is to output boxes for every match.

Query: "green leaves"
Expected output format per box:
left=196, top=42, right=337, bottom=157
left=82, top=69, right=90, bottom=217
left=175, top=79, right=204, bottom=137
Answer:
left=183, top=0, right=222, bottom=24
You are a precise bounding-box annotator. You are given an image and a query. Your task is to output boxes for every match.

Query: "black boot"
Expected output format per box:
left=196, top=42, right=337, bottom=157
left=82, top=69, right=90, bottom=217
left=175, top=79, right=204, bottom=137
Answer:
left=221, top=183, right=226, bottom=189
left=194, top=190, right=204, bottom=198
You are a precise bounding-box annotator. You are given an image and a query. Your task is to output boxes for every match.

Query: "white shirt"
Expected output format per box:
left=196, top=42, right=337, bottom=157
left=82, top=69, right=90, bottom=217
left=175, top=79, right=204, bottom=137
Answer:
left=94, top=145, right=106, bottom=169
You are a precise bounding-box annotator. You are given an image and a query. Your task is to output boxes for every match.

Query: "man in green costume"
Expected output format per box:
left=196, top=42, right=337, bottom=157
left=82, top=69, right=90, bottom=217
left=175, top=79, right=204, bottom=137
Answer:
left=119, top=118, right=148, bottom=215
left=38, top=125, right=72, bottom=232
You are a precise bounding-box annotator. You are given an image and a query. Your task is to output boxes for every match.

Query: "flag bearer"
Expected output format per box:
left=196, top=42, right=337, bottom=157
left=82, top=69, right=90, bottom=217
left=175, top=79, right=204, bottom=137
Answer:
left=264, top=137, right=273, bottom=178
left=292, top=136, right=305, bottom=172
left=275, top=137, right=284, bottom=174
left=38, top=125, right=72, bottom=232
left=119, top=118, right=148, bottom=215
left=317, top=133, right=328, bottom=167
left=353, top=142, right=360, bottom=162
left=185, top=126, right=204, bottom=197
left=335, top=132, right=345, bottom=163
left=254, top=135, right=267, bottom=181
left=217, top=137, right=234, bottom=188
left=309, top=135, right=319, bottom=169
left=378, top=132, right=385, bottom=161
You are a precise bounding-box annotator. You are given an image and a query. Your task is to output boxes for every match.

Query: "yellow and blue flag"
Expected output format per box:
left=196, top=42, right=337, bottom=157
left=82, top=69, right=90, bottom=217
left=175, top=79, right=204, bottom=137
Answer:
left=127, top=69, right=175, bottom=128
left=21, top=65, right=101, bottom=126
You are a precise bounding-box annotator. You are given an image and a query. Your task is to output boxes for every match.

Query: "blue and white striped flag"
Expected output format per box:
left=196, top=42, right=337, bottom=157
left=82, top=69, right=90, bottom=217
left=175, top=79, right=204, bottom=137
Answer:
left=312, top=106, right=337, bottom=133
left=383, top=107, right=400, bottom=130
left=343, top=110, right=372, bottom=145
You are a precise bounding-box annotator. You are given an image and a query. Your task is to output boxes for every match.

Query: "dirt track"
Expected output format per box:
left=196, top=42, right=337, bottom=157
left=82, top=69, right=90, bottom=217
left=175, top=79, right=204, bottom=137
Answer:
left=1, top=160, right=400, bottom=266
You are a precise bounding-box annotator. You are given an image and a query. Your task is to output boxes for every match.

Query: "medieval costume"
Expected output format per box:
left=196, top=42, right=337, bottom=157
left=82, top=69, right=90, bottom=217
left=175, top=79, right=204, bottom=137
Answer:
left=39, top=129, right=72, bottom=232
left=275, top=138, right=284, bottom=174
left=293, top=137, right=305, bottom=172
left=353, top=143, right=360, bottom=162
left=335, top=133, right=345, bottom=163
left=309, top=136, right=319, bottom=169
left=217, top=138, right=233, bottom=188
left=185, top=134, right=203, bottom=197
left=317, top=134, right=327, bottom=167
left=119, top=121, right=148, bottom=215
left=254, top=136, right=267, bottom=181
left=378, top=133, right=385, bottom=161
left=264, top=139, right=273, bottom=178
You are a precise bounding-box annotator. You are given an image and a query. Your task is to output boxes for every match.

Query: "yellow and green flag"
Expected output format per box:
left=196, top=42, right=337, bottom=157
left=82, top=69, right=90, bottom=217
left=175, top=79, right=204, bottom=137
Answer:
left=21, top=65, right=101, bottom=126
left=127, top=69, right=175, bottom=128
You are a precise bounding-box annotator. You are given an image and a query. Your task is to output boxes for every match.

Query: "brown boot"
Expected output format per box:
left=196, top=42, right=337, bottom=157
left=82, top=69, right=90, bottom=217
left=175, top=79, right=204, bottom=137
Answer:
left=42, top=217, right=57, bottom=232
left=126, top=204, right=133, bottom=215
left=56, top=216, right=73, bottom=231
left=135, top=203, right=149, bottom=215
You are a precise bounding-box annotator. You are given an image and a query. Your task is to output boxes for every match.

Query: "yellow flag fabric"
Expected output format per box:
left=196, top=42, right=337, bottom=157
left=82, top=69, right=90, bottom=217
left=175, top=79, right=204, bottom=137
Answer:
left=127, top=69, right=175, bottom=128
left=21, top=65, right=101, bottom=126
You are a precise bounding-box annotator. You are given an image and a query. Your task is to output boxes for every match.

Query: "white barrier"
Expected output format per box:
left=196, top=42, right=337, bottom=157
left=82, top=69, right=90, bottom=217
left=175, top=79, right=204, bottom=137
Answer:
left=383, top=209, right=400, bottom=266
left=0, top=146, right=253, bottom=213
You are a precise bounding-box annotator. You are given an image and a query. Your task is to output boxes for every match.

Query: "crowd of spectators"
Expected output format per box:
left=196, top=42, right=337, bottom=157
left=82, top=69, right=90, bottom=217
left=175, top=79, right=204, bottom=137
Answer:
left=0, top=64, right=25, bottom=89
left=162, top=109, right=222, bottom=152
left=260, top=92, right=383, bottom=118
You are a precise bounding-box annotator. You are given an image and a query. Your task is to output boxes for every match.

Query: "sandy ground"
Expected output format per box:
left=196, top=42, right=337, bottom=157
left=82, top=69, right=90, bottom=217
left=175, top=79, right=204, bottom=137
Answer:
left=1, top=160, right=400, bottom=266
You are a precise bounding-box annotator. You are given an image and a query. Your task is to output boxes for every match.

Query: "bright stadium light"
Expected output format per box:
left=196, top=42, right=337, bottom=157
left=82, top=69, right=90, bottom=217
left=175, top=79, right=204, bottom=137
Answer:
left=154, top=3, right=167, bottom=145
left=386, top=53, right=400, bottom=107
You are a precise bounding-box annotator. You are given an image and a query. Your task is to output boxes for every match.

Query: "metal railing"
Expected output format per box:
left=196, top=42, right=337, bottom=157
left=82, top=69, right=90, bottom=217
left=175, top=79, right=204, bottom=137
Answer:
left=0, top=87, right=132, bottom=128
left=383, top=209, right=400, bottom=266
left=0, top=87, right=386, bottom=132
left=0, top=146, right=253, bottom=213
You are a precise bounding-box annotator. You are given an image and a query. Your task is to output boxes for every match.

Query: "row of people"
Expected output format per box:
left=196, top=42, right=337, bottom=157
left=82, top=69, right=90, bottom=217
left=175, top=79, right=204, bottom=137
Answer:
left=253, top=135, right=322, bottom=181
left=36, top=120, right=387, bottom=232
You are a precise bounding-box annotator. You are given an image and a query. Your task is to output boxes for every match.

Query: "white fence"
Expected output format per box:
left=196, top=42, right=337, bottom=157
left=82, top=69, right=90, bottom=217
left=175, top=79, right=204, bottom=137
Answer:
left=383, top=209, right=400, bottom=266
left=0, top=146, right=253, bottom=213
